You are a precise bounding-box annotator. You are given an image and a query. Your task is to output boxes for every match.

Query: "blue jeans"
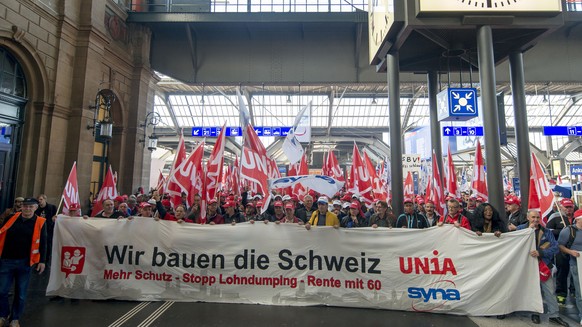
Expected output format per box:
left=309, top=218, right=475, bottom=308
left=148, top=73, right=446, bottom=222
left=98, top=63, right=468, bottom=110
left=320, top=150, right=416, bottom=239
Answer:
left=0, top=259, right=32, bottom=320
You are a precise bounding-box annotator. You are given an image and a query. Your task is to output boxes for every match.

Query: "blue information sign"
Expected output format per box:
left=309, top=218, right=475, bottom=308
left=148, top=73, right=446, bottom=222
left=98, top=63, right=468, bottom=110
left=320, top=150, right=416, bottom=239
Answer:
left=191, top=126, right=293, bottom=137
left=571, top=165, right=582, bottom=175
left=442, top=126, right=484, bottom=137
left=543, top=126, right=582, bottom=136
left=438, top=88, right=479, bottom=122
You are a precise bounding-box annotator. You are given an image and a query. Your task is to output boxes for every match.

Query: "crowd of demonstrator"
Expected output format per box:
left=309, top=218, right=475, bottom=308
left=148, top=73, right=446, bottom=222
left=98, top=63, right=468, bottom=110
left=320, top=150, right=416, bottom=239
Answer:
left=0, top=189, right=581, bottom=326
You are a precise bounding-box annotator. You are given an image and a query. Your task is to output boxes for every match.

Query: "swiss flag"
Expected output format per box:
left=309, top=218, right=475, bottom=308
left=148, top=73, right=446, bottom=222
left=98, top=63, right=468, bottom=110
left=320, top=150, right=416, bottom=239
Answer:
left=91, top=165, right=119, bottom=216
left=287, top=153, right=308, bottom=200
left=61, top=162, right=80, bottom=214
left=471, top=139, right=488, bottom=201
left=403, top=171, right=415, bottom=199
left=530, top=152, right=555, bottom=222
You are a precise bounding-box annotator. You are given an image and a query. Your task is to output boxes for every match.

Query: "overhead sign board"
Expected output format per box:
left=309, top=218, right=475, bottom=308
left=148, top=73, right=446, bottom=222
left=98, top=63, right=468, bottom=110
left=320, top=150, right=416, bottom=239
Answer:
left=443, top=126, right=484, bottom=137
left=543, top=126, right=582, bottom=136
left=571, top=165, right=582, bottom=176
left=438, top=88, right=479, bottom=122
left=191, top=126, right=292, bottom=137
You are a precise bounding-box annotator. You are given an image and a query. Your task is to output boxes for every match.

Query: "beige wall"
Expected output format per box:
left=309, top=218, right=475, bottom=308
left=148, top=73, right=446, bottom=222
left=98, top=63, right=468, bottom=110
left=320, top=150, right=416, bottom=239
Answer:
left=0, top=0, right=156, bottom=209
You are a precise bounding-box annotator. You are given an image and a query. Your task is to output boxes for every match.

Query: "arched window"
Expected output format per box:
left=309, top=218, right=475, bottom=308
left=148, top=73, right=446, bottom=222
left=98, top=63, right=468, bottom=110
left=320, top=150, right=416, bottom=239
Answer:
left=0, top=47, right=27, bottom=99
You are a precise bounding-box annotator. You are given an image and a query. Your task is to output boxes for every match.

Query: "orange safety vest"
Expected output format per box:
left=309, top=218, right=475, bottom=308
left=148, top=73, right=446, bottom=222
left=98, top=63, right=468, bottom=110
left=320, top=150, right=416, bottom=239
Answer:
left=0, top=212, right=46, bottom=266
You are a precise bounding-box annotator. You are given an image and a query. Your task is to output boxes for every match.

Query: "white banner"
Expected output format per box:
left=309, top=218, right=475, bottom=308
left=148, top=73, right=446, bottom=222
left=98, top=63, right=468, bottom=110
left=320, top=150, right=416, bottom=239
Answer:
left=48, top=217, right=542, bottom=316
left=269, top=175, right=344, bottom=198
left=403, top=154, right=422, bottom=177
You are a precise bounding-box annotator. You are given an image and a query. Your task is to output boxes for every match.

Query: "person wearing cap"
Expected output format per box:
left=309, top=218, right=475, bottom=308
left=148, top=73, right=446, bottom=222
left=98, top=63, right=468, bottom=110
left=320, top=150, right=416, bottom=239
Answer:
left=396, top=198, right=429, bottom=229
left=341, top=202, right=367, bottom=228
left=94, top=199, right=125, bottom=219
left=243, top=202, right=258, bottom=221
left=65, top=204, right=83, bottom=217
left=296, top=195, right=316, bottom=223
left=331, top=200, right=342, bottom=216
left=223, top=201, right=245, bottom=224
left=113, top=196, right=125, bottom=211
left=0, top=197, right=47, bottom=326
left=266, top=201, right=285, bottom=222
left=369, top=200, right=396, bottom=228
left=547, top=198, right=577, bottom=304
left=206, top=198, right=224, bottom=224
left=558, top=209, right=582, bottom=325
left=305, top=197, right=339, bottom=230
left=424, top=200, right=441, bottom=227
left=507, top=196, right=526, bottom=232
left=137, top=201, right=155, bottom=218
left=279, top=203, right=302, bottom=224
left=0, top=197, right=24, bottom=225
left=438, top=198, right=471, bottom=230
left=516, top=210, right=569, bottom=327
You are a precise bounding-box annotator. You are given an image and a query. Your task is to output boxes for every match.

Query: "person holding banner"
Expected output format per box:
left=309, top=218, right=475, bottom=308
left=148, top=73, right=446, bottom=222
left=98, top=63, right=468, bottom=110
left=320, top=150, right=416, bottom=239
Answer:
left=558, top=209, right=582, bottom=326
left=0, top=197, right=47, bottom=327
left=472, top=203, right=503, bottom=237
left=305, top=197, right=339, bottom=230
left=396, top=198, right=429, bottom=229
left=438, top=198, right=471, bottom=230
left=424, top=200, right=440, bottom=227
left=547, top=198, right=576, bottom=304
left=341, top=202, right=367, bottom=228
left=278, top=203, right=302, bottom=224
left=517, top=210, right=569, bottom=327
left=206, top=199, right=224, bottom=225
left=94, top=199, right=124, bottom=219
left=153, top=191, right=193, bottom=223
left=296, top=195, right=316, bottom=223
left=223, top=201, right=245, bottom=224
left=369, top=200, right=396, bottom=228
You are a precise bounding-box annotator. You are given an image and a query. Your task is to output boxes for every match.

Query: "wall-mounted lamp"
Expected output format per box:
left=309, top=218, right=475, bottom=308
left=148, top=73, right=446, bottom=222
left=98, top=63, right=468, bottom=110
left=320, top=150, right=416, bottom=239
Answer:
left=87, top=89, right=116, bottom=139
left=286, top=95, right=292, bottom=103
left=139, top=112, right=161, bottom=151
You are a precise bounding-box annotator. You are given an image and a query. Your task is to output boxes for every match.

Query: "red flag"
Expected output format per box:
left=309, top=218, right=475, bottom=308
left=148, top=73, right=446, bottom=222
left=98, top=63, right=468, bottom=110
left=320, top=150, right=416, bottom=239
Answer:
left=350, top=143, right=373, bottom=205
left=530, top=152, right=555, bottom=220
left=232, top=156, right=240, bottom=196
left=557, top=173, right=563, bottom=185
left=446, top=145, right=458, bottom=197
left=321, top=152, right=329, bottom=176
left=403, top=171, right=415, bottom=199
left=326, top=150, right=345, bottom=182
left=430, top=151, right=445, bottom=216
left=240, top=124, right=269, bottom=197
left=363, top=152, right=387, bottom=200
left=171, top=141, right=205, bottom=208
left=61, top=162, right=80, bottom=214
left=204, top=123, right=227, bottom=218
left=155, top=171, right=166, bottom=195
left=91, top=165, right=119, bottom=216
left=471, top=139, right=488, bottom=201
left=166, top=132, right=187, bottom=206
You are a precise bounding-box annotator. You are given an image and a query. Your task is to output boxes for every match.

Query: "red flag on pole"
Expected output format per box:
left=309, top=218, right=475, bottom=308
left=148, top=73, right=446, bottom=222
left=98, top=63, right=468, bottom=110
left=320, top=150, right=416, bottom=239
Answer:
left=430, top=151, right=445, bottom=216
left=557, top=173, right=563, bottom=185
left=530, top=152, right=555, bottom=221
left=91, top=165, right=119, bottom=216
left=204, top=123, right=227, bottom=219
left=471, top=139, right=488, bottom=201
left=350, top=143, right=373, bottom=205
left=240, top=124, right=269, bottom=197
left=171, top=141, right=205, bottom=208
left=403, top=171, right=415, bottom=199
left=324, top=150, right=345, bottom=182
left=363, top=152, right=387, bottom=200
left=446, top=145, right=458, bottom=197
left=61, top=162, right=80, bottom=214
left=166, top=132, right=187, bottom=207
left=155, top=171, right=166, bottom=195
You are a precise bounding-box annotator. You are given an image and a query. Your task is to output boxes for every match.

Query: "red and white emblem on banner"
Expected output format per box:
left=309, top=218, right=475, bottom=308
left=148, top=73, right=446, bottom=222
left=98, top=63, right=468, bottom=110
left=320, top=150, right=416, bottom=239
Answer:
left=61, top=246, right=86, bottom=278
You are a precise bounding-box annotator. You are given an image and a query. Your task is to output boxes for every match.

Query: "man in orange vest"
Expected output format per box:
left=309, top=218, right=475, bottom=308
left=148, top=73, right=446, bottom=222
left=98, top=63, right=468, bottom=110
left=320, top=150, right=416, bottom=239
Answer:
left=0, top=197, right=47, bottom=327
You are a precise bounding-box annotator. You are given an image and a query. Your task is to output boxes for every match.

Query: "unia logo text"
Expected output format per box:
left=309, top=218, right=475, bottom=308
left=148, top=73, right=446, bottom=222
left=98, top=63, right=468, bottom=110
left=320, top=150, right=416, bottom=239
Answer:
left=61, top=246, right=86, bottom=278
